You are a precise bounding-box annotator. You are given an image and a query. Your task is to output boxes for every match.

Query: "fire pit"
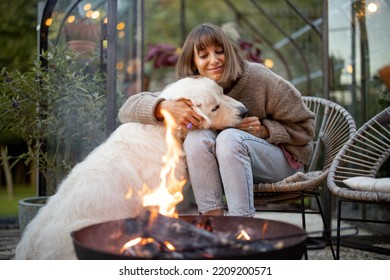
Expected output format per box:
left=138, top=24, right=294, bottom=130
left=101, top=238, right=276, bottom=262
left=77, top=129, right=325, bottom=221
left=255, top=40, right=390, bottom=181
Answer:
left=71, top=211, right=306, bottom=260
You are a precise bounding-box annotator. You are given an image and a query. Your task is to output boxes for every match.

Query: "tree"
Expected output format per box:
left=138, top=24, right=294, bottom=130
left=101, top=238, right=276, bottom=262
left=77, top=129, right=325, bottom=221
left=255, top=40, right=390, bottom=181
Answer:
left=0, top=0, right=41, bottom=195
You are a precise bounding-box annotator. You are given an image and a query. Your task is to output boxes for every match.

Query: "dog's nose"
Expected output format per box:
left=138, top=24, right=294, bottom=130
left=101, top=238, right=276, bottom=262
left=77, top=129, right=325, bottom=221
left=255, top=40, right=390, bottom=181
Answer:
left=239, top=107, right=249, bottom=118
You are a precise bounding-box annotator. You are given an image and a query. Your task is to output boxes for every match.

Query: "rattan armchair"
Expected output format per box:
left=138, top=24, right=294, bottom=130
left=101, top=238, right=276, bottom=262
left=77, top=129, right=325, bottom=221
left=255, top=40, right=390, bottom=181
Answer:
left=327, top=107, right=390, bottom=259
left=254, top=96, right=356, bottom=259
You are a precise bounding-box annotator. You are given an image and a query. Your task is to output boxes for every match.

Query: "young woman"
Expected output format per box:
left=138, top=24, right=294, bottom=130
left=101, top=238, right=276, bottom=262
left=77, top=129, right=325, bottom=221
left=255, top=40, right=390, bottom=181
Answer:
left=118, top=23, right=315, bottom=217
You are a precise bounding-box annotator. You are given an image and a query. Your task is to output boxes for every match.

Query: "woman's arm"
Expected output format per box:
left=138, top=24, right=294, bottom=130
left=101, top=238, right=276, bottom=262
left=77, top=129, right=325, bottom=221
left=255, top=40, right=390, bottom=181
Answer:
left=263, top=81, right=315, bottom=146
left=118, top=91, right=164, bottom=124
left=118, top=91, right=204, bottom=128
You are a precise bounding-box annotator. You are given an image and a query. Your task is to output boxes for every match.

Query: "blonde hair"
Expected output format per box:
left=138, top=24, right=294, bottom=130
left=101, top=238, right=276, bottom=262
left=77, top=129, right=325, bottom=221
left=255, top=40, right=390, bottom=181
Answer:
left=176, top=23, right=244, bottom=84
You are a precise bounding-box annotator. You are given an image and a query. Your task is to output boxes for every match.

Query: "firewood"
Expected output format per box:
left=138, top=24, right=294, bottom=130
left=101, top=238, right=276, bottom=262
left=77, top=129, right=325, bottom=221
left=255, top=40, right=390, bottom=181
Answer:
left=122, top=210, right=285, bottom=259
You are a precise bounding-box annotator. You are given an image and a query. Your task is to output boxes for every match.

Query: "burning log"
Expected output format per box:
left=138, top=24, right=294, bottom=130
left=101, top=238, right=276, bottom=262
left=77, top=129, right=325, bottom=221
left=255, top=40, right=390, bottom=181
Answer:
left=121, top=210, right=285, bottom=259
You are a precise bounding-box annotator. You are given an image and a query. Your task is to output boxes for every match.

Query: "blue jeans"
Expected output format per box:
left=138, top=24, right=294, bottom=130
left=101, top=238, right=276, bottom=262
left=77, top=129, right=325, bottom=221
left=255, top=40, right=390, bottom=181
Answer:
left=183, top=129, right=303, bottom=217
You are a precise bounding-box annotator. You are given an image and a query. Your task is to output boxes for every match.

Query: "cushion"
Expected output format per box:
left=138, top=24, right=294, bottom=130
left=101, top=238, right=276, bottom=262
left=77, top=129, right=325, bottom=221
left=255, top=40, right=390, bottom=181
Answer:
left=343, top=177, right=390, bottom=192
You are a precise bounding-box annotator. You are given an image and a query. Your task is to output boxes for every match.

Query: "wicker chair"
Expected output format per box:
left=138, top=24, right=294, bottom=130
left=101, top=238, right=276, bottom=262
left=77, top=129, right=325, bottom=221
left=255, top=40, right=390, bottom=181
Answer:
left=327, top=107, right=390, bottom=259
left=254, top=96, right=356, bottom=259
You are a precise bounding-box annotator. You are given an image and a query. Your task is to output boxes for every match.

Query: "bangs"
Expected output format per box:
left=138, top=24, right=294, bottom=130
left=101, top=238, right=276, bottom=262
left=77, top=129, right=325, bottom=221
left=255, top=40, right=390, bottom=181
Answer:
left=176, top=23, right=244, bottom=81
left=193, top=27, right=223, bottom=51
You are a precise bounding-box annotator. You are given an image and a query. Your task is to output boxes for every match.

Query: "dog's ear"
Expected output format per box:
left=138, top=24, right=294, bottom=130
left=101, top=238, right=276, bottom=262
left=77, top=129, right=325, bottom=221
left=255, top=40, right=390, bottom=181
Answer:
left=177, top=98, right=191, bottom=102
left=191, top=104, right=210, bottom=128
left=174, top=98, right=210, bottom=128
left=176, top=98, right=211, bottom=127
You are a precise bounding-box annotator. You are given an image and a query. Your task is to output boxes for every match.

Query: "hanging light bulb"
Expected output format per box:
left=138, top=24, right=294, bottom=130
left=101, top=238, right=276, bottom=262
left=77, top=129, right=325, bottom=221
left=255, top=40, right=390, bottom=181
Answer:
left=367, top=2, right=378, bottom=13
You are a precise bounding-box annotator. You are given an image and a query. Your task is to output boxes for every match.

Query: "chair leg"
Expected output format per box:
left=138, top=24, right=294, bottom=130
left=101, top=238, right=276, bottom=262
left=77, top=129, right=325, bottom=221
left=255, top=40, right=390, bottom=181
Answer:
left=300, top=192, right=308, bottom=260
left=336, top=199, right=341, bottom=260
left=315, top=195, right=336, bottom=260
left=335, top=199, right=390, bottom=258
left=300, top=192, right=336, bottom=260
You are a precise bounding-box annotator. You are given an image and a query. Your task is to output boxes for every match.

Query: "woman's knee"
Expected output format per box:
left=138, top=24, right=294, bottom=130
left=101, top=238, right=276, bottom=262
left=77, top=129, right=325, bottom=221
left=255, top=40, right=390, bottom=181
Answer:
left=215, top=129, right=245, bottom=157
left=183, top=130, right=216, bottom=155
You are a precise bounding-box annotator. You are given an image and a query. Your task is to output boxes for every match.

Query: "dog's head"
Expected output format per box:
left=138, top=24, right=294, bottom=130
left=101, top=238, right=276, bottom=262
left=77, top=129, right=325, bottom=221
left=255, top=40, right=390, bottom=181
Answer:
left=160, top=76, right=248, bottom=130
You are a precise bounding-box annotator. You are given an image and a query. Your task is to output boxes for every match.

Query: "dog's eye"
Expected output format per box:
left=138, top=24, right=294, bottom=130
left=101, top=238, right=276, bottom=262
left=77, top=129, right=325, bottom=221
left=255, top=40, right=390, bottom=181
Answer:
left=211, top=105, right=220, bottom=112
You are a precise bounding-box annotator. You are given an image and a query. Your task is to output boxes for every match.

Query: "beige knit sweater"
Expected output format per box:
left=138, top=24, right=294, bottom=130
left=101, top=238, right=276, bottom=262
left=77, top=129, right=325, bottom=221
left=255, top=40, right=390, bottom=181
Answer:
left=118, top=61, right=315, bottom=165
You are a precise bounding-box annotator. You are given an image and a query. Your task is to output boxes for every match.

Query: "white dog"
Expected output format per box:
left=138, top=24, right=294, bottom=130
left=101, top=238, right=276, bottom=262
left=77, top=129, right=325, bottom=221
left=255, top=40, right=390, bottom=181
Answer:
left=15, top=76, right=248, bottom=259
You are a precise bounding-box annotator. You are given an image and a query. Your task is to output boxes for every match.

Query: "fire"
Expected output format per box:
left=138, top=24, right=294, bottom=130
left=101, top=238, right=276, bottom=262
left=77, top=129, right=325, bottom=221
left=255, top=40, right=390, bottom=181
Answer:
left=140, top=109, right=186, bottom=218
left=120, top=237, right=176, bottom=256
left=261, top=222, right=269, bottom=238
left=164, top=241, right=176, bottom=251
left=120, top=237, right=143, bottom=254
left=121, top=110, right=186, bottom=255
left=236, top=229, right=251, bottom=241
left=121, top=111, right=257, bottom=257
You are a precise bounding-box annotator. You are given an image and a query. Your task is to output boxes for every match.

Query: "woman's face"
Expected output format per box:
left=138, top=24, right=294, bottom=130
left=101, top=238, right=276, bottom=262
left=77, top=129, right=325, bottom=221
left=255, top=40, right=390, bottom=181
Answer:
left=193, top=44, right=225, bottom=83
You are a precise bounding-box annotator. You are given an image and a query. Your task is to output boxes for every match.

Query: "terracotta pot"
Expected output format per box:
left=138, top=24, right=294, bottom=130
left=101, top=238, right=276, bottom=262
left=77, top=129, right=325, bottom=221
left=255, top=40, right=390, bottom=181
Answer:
left=66, top=40, right=96, bottom=54
left=379, top=65, right=390, bottom=90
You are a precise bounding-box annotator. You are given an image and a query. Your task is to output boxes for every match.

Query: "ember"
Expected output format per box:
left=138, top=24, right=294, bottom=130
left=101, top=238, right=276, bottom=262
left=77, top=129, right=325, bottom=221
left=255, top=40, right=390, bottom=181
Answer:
left=120, top=237, right=175, bottom=259
left=236, top=229, right=251, bottom=241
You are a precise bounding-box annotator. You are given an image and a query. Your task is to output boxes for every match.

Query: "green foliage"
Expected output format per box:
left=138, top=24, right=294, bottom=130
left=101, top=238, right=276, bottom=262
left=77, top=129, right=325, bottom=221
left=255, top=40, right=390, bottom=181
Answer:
left=0, top=185, right=36, bottom=217
left=0, top=0, right=40, bottom=72
left=143, top=0, right=236, bottom=46
left=0, top=48, right=107, bottom=193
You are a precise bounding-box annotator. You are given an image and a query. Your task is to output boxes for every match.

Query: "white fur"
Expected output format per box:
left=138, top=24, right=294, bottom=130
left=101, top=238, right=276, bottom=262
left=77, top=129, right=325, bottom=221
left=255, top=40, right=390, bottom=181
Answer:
left=15, top=77, right=247, bottom=259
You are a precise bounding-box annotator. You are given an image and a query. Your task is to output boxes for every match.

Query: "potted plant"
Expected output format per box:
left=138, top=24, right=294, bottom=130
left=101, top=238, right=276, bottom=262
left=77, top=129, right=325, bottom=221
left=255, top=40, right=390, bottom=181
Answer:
left=145, top=43, right=180, bottom=69
left=372, top=65, right=390, bottom=108
left=62, top=18, right=100, bottom=54
left=0, top=47, right=107, bottom=230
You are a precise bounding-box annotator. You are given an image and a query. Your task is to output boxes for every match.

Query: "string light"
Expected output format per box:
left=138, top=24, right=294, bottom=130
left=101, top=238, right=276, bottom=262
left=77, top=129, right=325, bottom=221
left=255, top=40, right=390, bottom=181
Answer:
left=367, top=2, right=378, bottom=13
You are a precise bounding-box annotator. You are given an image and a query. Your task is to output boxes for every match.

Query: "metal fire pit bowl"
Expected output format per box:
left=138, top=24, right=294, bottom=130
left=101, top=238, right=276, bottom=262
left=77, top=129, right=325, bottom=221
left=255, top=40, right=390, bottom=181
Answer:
left=71, top=215, right=306, bottom=260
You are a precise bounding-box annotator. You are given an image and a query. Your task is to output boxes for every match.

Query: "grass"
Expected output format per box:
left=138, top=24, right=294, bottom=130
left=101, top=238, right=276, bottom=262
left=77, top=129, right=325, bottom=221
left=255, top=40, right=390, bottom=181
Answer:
left=0, top=185, right=36, bottom=217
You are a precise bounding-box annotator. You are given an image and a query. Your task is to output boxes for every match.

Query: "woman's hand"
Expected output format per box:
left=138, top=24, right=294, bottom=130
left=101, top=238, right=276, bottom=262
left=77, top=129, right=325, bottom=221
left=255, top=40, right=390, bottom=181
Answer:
left=155, top=99, right=204, bottom=130
left=239, top=116, right=269, bottom=138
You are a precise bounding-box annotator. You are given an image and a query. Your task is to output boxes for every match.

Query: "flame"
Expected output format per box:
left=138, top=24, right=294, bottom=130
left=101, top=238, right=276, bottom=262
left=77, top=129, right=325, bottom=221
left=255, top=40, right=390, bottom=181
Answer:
left=164, top=241, right=176, bottom=251
left=121, top=110, right=186, bottom=254
left=236, top=229, right=251, bottom=240
left=119, top=237, right=142, bottom=254
left=261, top=222, right=268, bottom=238
left=140, top=109, right=186, bottom=218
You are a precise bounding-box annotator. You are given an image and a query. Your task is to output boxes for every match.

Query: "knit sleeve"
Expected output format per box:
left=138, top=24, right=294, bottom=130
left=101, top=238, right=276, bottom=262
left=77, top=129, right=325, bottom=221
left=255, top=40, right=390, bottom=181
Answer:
left=118, top=91, right=165, bottom=124
left=239, top=62, right=315, bottom=164
left=261, top=79, right=316, bottom=164
left=263, top=79, right=315, bottom=144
